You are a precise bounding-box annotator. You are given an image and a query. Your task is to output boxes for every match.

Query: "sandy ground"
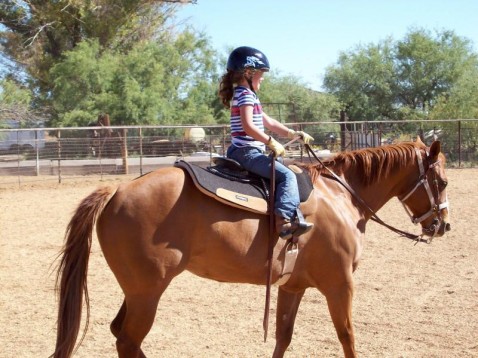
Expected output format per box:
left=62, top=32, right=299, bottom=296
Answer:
left=0, top=169, right=477, bottom=358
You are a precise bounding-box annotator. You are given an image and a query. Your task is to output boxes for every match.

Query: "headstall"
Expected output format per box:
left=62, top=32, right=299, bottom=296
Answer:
left=399, top=148, right=449, bottom=239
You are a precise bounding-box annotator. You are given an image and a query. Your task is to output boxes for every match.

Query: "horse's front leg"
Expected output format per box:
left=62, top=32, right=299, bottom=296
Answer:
left=272, top=287, right=305, bottom=358
left=324, top=281, right=356, bottom=358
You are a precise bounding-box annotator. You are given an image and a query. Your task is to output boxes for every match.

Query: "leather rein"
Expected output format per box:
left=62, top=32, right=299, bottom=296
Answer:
left=303, top=144, right=446, bottom=244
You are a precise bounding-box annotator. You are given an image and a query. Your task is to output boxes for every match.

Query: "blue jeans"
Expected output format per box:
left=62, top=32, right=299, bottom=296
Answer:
left=227, top=145, right=299, bottom=219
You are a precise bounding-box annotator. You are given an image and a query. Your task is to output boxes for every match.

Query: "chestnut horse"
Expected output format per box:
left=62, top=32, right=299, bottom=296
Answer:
left=51, top=139, right=450, bottom=358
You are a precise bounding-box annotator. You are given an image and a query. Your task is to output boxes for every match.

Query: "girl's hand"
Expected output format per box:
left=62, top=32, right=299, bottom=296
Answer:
left=287, top=129, right=314, bottom=144
left=267, top=137, right=285, bottom=157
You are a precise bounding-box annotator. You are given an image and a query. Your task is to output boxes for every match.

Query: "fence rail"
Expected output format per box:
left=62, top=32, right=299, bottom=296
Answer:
left=0, top=119, right=476, bottom=186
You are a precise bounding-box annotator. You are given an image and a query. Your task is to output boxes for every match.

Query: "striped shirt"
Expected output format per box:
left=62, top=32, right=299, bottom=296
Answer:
left=230, top=86, right=265, bottom=150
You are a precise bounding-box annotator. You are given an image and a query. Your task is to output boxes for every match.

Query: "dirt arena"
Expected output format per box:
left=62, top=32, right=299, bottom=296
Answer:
left=1, top=168, right=477, bottom=358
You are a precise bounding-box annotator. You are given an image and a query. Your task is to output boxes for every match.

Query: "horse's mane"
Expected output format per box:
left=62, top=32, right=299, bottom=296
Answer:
left=301, top=142, right=420, bottom=186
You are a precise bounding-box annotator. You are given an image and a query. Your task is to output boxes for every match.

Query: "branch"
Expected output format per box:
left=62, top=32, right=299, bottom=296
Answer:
left=23, top=21, right=56, bottom=47
left=0, top=105, right=49, bottom=123
left=161, top=0, right=197, bottom=3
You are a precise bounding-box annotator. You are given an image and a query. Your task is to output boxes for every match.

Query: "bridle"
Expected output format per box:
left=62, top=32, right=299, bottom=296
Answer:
left=399, top=147, right=449, bottom=239
left=302, top=143, right=447, bottom=244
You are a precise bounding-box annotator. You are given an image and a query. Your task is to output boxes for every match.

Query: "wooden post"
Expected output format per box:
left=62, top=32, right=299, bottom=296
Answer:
left=57, top=129, right=62, bottom=184
left=340, top=110, right=347, bottom=152
left=139, top=127, right=143, bottom=176
left=121, top=128, right=128, bottom=174
left=458, top=120, right=462, bottom=168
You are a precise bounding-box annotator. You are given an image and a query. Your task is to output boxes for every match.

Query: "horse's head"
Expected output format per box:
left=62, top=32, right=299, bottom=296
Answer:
left=399, top=139, right=451, bottom=239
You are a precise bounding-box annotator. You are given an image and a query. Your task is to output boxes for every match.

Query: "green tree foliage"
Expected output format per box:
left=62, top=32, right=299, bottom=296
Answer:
left=430, top=65, right=478, bottom=119
left=323, top=28, right=478, bottom=120
left=1, top=1, right=340, bottom=127
left=323, top=39, right=396, bottom=121
left=0, top=0, right=193, bottom=98
left=429, top=65, right=478, bottom=153
left=0, top=79, right=31, bottom=106
left=259, top=72, right=341, bottom=122
left=0, top=79, right=41, bottom=124
left=50, top=31, right=219, bottom=126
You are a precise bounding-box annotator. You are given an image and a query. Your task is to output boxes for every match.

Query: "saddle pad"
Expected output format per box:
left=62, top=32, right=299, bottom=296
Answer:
left=175, top=160, right=268, bottom=213
left=175, top=160, right=314, bottom=215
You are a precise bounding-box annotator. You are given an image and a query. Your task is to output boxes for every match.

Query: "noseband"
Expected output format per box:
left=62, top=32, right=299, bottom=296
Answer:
left=399, top=148, right=449, bottom=238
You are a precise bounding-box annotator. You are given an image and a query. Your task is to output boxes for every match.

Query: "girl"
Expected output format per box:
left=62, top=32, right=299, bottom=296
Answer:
left=219, top=46, right=314, bottom=239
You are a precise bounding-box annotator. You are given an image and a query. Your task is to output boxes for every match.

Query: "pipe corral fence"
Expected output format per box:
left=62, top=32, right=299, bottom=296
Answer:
left=0, top=119, right=476, bottom=186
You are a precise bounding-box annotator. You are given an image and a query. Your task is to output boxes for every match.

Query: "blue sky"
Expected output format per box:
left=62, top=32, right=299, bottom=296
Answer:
left=176, top=0, right=478, bottom=91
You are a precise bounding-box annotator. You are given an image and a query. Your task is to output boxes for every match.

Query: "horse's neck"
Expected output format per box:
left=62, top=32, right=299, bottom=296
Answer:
left=343, top=161, right=417, bottom=217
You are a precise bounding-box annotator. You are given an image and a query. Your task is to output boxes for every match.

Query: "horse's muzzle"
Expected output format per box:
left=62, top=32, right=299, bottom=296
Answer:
left=422, top=219, right=451, bottom=237
left=422, top=218, right=451, bottom=237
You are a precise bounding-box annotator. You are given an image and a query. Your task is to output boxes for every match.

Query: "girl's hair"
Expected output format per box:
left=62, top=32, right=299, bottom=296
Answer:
left=218, top=70, right=244, bottom=108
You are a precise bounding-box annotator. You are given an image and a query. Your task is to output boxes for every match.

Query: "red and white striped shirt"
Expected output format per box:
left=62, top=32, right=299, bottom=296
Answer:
left=230, top=86, right=265, bottom=150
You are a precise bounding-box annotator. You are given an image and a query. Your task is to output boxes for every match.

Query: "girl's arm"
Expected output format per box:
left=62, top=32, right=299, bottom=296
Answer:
left=262, top=111, right=291, bottom=137
left=263, top=111, right=314, bottom=144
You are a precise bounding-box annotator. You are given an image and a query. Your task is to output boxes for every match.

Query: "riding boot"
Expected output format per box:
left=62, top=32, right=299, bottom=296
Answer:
left=276, top=209, right=313, bottom=240
left=275, top=216, right=293, bottom=237
left=292, top=208, right=314, bottom=237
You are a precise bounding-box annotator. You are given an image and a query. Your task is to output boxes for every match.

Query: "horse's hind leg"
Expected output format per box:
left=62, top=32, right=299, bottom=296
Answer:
left=115, top=293, right=161, bottom=358
left=272, top=287, right=305, bottom=358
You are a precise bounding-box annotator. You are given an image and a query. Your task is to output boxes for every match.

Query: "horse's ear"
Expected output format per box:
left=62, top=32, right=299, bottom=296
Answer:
left=429, top=140, right=441, bottom=160
left=416, top=136, right=425, bottom=146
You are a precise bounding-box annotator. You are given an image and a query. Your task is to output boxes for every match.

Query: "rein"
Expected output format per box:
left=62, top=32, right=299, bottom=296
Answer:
left=303, top=144, right=431, bottom=243
left=263, top=154, right=276, bottom=342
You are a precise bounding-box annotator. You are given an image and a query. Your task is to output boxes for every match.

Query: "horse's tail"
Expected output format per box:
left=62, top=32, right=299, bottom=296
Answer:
left=51, top=186, right=115, bottom=358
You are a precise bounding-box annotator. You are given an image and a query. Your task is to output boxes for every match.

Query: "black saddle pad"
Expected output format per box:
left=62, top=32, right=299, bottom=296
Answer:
left=174, top=159, right=313, bottom=214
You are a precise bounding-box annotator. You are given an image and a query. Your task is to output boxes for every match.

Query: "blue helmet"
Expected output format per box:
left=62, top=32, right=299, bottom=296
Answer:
left=226, top=46, right=270, bottom=72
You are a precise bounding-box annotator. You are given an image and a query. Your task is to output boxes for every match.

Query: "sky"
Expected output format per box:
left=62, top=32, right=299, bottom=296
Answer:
left=176, top=0, right=478, bottom=91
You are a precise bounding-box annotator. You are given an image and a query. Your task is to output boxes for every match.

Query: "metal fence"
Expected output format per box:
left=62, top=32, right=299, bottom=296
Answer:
left=0, top=119, right=476, bottom=186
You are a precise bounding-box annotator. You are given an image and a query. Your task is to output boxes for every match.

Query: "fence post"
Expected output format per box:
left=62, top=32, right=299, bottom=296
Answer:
left=35, top=130, right=40, bottom=176
left=340, top=111, right=346, bottom=151
left=121, top=128, right=128, bottom=174
left=139, top=127, right=143, bottom=176
left=458, top=120, right=462, bottom=168
left=57, top=129, right=62, bottom=184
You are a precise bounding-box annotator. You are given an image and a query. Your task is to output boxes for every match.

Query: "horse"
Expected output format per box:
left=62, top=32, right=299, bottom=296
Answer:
left=87, top=113, right=115, bottom=157
left=51, top=138, right=450, bottom=358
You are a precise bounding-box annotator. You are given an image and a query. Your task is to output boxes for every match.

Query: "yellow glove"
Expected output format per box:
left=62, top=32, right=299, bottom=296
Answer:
left=287, top=129, right=314, bottom=144
left=267, top=136, right=285, bottom=157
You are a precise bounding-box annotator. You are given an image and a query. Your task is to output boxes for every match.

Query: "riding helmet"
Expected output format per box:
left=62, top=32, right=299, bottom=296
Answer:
left=226, top=46, right=270, bottom=72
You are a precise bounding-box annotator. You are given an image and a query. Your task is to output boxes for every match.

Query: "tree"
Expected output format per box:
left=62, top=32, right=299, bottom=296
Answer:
left=323, top=28, right=478, bottom=120
left=260, top=72, right=341, bottom=122
left=0, top=0, right=194, bottom=99
left=429, top=65, right=478, bottom=154
left=323, top=39, right=396, bottom=121
left=50, top=31, right=219, bottom=126
left=395, top=29, right=477, bottom=116
left=429, top=65, right=478, bottom=119
left=0, top=78, right=44, bottom=124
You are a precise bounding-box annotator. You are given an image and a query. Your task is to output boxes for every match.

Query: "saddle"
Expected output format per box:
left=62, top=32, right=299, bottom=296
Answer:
left=174, top=157, right=314, bottom=215
left=175, top=157, right=315, bottom=287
